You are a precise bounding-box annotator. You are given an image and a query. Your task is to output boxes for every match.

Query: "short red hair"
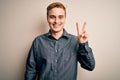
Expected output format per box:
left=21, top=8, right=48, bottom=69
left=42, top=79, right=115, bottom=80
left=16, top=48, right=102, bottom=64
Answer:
left=47, top=2, right=66, bottom=16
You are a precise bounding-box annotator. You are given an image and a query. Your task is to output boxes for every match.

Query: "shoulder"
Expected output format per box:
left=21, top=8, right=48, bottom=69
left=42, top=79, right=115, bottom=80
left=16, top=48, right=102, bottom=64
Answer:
left=32, top=33, right=48, bottom=43
left=68, top=33, right=77, bottom=40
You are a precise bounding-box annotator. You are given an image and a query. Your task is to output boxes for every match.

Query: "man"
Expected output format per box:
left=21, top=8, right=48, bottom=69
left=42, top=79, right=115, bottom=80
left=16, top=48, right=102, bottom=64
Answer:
left=25, top=2, right=95, bottom=80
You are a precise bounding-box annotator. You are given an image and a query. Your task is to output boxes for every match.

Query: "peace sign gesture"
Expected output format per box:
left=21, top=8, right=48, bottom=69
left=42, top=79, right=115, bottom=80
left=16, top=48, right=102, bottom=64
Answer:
left=76, top=22, right=88, bottom=43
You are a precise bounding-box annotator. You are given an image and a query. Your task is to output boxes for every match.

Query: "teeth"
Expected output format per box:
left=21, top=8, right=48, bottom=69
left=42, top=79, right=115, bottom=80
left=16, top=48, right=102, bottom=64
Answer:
left=53, top=24, right=59, bottom=26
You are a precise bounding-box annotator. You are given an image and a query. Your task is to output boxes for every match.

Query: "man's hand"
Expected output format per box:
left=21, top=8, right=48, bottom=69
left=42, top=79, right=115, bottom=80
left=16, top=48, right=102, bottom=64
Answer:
left=76, top=22, right=88, bottom=43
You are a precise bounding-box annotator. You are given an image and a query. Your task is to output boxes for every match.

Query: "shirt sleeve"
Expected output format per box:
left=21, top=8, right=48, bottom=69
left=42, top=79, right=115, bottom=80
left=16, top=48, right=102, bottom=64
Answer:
left=25, top=40, right=37, bottom=80
left=77, top=42, right=95, bottom=71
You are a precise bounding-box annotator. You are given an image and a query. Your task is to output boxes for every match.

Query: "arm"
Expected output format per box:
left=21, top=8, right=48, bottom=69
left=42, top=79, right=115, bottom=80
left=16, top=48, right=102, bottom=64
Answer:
left=76, top=22, right=95, bottom=71
left=25, top=40, right=37, bottom=80
left=77, top=42, right=95, bottom=71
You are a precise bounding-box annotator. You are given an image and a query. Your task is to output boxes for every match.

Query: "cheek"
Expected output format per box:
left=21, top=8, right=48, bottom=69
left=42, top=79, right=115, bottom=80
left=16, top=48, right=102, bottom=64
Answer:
left=47, top=19, right=54, bottom=24
left=61, top=19, right=66, bottom=23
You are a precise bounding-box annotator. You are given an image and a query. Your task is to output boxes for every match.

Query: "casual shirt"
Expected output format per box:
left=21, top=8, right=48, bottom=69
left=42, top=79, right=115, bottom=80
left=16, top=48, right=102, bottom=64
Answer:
left=25, top=29, right=95, bottom=80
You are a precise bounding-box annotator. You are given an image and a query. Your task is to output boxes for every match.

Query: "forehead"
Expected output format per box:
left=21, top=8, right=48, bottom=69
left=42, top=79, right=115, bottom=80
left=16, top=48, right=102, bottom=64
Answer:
left=48, top=7, right=65, bottom=15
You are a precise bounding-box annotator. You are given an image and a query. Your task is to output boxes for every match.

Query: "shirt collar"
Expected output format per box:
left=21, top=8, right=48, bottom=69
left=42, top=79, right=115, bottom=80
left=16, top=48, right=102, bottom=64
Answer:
left=46, top=29, right=70, bottom=39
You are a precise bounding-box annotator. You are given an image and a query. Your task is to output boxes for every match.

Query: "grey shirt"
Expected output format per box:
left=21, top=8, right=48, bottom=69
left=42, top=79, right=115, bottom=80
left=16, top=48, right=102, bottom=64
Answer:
left=25, top=29, right=95, bottom=80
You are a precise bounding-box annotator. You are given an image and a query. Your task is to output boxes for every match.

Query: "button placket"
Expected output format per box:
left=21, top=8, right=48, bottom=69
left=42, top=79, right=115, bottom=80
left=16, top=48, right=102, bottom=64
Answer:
left=55, top=59, right=58, bottom=63
left=53, top=41, right=59, bottom=77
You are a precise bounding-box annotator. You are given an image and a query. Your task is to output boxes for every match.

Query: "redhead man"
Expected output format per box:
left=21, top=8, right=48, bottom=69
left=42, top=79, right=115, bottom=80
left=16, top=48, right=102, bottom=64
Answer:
left=25, top=2, right=95, bottom=80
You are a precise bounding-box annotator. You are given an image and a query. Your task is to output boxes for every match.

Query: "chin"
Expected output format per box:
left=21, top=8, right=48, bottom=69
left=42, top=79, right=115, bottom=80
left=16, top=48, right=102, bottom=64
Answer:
left=52, top=28, right=63, bottom=33
left=53, top=29, right=61, bottom=33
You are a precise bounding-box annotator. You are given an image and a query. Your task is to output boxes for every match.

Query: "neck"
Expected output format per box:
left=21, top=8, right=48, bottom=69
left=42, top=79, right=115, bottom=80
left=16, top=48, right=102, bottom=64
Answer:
left=51, top=29, right=63, bottom=40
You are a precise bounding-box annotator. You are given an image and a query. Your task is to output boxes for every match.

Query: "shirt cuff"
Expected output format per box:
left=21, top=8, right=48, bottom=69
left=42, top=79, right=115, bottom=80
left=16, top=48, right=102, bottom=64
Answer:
left=79, top=41, right=88, bottom=50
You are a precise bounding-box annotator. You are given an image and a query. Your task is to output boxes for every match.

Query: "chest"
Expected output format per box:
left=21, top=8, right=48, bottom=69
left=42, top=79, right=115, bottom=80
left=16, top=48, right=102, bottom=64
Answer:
left=36, top=37, right=78, bottom=67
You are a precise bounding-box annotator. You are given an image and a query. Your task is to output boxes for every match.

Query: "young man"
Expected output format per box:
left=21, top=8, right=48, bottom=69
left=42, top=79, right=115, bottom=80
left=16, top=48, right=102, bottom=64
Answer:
left=25, top=2, right=95, bottom=80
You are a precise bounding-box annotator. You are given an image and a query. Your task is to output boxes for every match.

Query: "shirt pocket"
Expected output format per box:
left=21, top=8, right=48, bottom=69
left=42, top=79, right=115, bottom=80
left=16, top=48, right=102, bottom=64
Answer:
left=63, top=48, right=74, bottom=63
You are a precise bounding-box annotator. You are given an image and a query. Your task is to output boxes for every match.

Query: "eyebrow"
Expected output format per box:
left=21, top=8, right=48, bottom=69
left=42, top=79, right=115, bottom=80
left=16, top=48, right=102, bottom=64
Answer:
left=48, top=14, right=65, bottom=16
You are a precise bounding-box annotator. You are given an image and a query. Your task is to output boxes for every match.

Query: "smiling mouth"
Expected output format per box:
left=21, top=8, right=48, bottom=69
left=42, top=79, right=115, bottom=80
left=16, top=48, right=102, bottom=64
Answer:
left=53, top=24, right=61, bottom=27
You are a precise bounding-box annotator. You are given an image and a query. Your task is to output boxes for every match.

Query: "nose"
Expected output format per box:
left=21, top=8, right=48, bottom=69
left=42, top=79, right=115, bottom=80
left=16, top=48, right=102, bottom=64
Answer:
left=55, top=17, right=59, bottom=23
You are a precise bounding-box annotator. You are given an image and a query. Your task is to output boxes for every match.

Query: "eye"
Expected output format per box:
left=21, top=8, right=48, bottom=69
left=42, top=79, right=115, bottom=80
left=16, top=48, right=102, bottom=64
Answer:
left=49, top=15, right=55, bottom=19
left=59, top=15, right=64, bottom=19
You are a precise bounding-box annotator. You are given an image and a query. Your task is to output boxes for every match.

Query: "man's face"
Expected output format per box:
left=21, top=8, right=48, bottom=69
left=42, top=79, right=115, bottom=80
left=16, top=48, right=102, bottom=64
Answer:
left=47, top=7, right=66, bottom=33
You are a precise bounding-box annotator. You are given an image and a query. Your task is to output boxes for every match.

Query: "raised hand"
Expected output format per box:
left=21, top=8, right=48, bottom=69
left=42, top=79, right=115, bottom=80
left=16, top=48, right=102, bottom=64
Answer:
left=76, top=22, right=88, bottom=43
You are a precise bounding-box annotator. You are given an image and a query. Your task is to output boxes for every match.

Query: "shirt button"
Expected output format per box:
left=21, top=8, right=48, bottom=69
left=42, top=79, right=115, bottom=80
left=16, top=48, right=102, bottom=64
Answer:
left=55, top=60, right=57, bottom=63
left=55, top=49, right=58, bottom=52
left=55, top=70, right=57, bottom=73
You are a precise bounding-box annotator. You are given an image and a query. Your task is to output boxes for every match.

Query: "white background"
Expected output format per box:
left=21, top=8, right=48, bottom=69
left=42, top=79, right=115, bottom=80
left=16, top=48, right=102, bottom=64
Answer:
left=0, top=0, right=120, bottom=80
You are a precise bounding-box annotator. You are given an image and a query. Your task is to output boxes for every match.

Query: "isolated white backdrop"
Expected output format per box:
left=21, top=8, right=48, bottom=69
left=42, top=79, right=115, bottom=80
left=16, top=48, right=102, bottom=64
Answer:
left=0, top=0, right=120, bottom=80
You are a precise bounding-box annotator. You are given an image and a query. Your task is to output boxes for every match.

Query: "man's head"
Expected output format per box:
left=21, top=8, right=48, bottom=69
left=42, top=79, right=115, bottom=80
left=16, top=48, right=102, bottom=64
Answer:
left=47, top=2, right=66, bottom=33
left=47, top=2, right=66, bottom=16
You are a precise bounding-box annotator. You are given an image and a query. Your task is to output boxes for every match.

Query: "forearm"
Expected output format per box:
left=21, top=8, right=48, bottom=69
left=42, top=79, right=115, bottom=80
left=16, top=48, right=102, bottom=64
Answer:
left=77, top=42, right=95, bottom=71
left=25, top=57, right=37, bottom=80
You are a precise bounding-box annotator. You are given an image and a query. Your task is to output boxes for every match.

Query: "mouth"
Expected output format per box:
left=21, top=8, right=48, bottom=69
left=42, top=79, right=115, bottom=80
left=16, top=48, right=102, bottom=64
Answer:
left=53, top=24, right=61, bottom=28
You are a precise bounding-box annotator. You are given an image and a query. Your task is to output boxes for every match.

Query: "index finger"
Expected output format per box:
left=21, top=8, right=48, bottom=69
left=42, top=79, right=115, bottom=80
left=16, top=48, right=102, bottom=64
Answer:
left=82, top=22, right=87, bottom=31
left=76, top=22, right=81, bottom=35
